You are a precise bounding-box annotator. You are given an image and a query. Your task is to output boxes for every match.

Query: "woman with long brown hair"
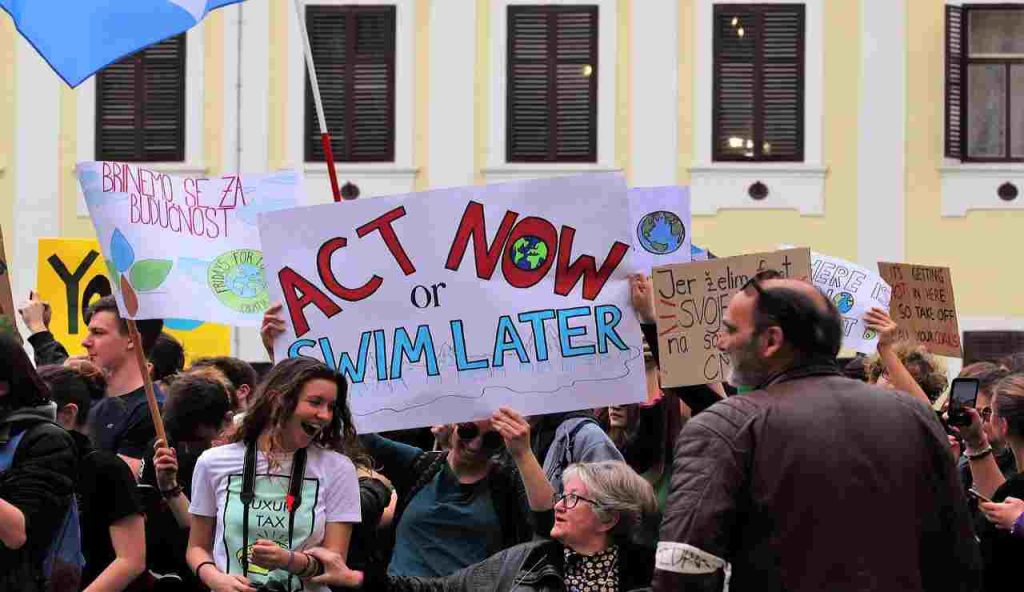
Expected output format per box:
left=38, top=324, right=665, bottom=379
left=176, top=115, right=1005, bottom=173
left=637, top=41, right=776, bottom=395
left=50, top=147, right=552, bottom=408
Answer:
left=186, top=357, right=361, bottom=592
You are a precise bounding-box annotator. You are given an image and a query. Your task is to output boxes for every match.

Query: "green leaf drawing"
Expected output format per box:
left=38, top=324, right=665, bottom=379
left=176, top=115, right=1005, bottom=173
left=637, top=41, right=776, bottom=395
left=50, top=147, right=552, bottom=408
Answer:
left=129, top=259, right=173, bottom=292
left=105, top=259, right=119, bottom=291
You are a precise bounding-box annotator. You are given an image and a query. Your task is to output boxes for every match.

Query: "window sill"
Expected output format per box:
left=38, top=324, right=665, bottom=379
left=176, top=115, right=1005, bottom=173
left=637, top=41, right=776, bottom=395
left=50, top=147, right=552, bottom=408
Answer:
left=940, top=163, right=1024, bottom=216
left=303, top=163, right=420, bottom=178
left=482, top=163, right=621, bottom=183
left=688, top=163, right=828, bottom=215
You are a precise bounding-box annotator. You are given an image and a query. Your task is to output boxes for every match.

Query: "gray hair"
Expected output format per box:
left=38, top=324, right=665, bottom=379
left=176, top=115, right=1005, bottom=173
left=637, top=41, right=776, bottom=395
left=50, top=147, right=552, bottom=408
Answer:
left=563, top=461, right=658, bottom=541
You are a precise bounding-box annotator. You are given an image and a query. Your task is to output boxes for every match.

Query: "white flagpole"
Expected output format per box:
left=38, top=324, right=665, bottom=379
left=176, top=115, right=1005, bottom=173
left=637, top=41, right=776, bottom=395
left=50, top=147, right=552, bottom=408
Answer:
left=294, top=0, right=344, bottom=202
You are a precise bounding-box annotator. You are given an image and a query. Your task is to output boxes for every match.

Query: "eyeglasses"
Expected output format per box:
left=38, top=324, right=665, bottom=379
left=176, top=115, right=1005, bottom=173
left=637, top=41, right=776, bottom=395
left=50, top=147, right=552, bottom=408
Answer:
left=456, top=423, right=505, bottom=452
left=552, top=491, right=601, bottom=510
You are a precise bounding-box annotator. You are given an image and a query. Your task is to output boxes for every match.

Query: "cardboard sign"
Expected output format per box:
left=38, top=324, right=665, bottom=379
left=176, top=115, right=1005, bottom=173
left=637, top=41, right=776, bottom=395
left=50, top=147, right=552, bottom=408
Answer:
left=877, top=262, right=962, bottom=357
left=810, top=252, right=891, bottom=354
left=259, top=173, right=647, bottom=433
left=627, top=186, right=691, bottom=272
left=0, top=225, right=19, bottom=341
left=37, top=237, right=231, bottom=364
left=652, top=248, right=812, bottom=387
left=76, top=162, right=302, bottom=325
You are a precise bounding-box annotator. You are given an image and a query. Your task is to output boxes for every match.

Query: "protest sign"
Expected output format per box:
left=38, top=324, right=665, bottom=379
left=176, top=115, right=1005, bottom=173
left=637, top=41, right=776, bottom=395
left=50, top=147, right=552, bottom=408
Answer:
left=877, top=262, right=962, bottom=357
left=810, top=252, right=891, bottom=354
left=691, top=244, right=709, bottom=261
left=76, top=162, right=303, bottom=325
left=652, top=248, right=811, bottom=387
left=259, top=173, right=646, bottom=433
left=627, top=186, right=691, bottom=272
left=37, top=237, right=230, bottom=364
left=0, top=225, right=18, bottom=340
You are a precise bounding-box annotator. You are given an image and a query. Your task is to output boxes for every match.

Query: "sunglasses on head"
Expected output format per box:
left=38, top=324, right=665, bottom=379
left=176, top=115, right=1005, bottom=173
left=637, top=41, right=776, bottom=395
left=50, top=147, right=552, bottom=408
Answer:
left=740, top=269, right=784, bottom=297
left=456, top=423, right=505, bottom=452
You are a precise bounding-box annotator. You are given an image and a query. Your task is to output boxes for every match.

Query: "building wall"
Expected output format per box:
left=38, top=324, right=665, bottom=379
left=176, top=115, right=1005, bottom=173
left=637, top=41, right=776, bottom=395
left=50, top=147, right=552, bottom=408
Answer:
left=906, top=0, right=1024, bottom=327
left=3, top=0, right=1021, bottom=360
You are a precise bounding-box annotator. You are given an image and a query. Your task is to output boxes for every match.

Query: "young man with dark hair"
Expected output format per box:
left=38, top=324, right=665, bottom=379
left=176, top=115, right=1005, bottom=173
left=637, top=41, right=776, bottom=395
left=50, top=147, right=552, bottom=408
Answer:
left=188, top=356, right=257, bottom=411
left=82, top=295, right=165, bottom=473
left=653, top=275, right=982, bottom=592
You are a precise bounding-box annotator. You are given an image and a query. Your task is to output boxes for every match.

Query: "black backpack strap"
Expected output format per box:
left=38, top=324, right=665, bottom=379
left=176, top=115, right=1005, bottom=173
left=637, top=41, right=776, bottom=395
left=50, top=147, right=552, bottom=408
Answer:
left=240, top=441, right=257, bottom=577
left=284, top=447, right=307, bottom=592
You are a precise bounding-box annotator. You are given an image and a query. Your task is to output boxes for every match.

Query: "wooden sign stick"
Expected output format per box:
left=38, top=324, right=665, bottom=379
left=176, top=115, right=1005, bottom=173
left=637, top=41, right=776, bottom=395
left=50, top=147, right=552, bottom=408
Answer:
left=127, top=318, right=167, bottom=444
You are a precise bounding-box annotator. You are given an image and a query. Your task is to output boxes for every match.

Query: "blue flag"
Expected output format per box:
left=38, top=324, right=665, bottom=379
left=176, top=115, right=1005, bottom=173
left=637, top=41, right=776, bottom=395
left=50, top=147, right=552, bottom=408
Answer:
left=1, top=0, right=243, bottom=87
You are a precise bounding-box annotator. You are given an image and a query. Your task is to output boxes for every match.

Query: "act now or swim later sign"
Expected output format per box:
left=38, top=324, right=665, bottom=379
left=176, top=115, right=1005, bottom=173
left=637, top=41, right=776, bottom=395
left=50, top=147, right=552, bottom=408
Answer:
left=259, top=173, right=647, bottom=433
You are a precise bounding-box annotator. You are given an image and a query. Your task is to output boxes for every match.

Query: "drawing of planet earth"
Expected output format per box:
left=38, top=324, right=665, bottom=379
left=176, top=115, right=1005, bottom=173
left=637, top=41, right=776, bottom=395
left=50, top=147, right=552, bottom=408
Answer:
left=510, top=236, right=550, bottom=271
left=637, top=211, right=685, bottom=255
left=833, top=291, right=855, bottom=314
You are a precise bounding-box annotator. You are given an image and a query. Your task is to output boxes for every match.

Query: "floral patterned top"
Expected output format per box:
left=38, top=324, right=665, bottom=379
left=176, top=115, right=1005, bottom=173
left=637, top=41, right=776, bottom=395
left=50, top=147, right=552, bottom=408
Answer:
left=563, top=545, right=619, bottom=592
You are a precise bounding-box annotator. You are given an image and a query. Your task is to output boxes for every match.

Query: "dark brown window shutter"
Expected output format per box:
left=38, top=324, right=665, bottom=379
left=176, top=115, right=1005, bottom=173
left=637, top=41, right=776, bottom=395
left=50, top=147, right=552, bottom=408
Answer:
left=305, top=5, right=396, bottom=163
left=96, top=34, right=186, bottom=162
left=507, top=5, right=598, bottom=163
left=945, top=4, right=963, bottom=160
left=713, top=5, right=803, bottom=162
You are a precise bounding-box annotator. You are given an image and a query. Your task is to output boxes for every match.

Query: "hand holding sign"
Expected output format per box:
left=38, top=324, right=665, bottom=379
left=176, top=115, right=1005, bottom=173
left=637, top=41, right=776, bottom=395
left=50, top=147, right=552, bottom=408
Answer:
left=863, top=307, right=899, bottom=350
left=18, top=292, right=52, bottom=335
left=629, top=273, right=656, bottom=324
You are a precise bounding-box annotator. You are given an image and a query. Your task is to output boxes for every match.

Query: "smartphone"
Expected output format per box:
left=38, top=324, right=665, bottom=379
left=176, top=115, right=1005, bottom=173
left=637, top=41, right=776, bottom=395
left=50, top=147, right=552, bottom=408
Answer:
left=947, top=378, right=981, bottom=427
left=967, top=488, right=993, bottom=503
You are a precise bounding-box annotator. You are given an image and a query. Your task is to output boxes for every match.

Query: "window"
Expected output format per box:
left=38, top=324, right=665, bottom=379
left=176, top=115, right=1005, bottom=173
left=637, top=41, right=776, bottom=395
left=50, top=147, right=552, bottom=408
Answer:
left=946, top=6, right=1024, bottom=161
left=305, top=5, right=396, bottom=163
left=712, top=4, right=804, bottom=162
left=95, top=34, right=186, bottom=162
left=506, top=5, right=598, bottom=163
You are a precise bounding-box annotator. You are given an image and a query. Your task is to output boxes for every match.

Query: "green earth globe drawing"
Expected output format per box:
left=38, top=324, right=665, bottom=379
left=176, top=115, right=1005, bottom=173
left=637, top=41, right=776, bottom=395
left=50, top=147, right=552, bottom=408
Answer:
left=637, top=211, right=686, bottom=254
left=510, top=236, right=550, bottom=271
left=225, top=263, right=265, bottom=299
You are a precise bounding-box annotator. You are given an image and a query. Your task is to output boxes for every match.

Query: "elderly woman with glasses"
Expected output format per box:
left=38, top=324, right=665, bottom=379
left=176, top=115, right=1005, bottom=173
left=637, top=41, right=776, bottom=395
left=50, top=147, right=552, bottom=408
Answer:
left=307, top=460, right=659, bottom=592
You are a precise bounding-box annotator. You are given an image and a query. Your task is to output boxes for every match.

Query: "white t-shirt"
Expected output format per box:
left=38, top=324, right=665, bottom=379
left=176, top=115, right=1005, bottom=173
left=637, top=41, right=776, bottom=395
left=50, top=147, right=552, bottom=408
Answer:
left=191, top=442, right=361, bottom=592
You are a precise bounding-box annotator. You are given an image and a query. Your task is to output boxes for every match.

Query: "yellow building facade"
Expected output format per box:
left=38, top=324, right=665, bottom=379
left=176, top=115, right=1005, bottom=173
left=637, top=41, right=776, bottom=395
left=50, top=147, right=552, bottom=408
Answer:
left=1, top=0, right=1021, bottom=362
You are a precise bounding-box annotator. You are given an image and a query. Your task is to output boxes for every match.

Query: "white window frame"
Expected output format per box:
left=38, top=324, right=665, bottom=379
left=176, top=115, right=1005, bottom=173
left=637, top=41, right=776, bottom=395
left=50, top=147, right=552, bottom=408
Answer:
left=286, top=0, right=417, bottom=202
left=484, top=0, right=619, bottom=182
left=76, top=26, right=206, bottom=216
left=941, top=0, right=1024, bottom=216
left=690, top=0, right=825, bottom=215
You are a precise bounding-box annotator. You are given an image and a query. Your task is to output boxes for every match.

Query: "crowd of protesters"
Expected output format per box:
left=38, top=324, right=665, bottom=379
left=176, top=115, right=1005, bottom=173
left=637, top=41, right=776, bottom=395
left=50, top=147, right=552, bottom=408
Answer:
left=3, top=270, right=1024, bottom=592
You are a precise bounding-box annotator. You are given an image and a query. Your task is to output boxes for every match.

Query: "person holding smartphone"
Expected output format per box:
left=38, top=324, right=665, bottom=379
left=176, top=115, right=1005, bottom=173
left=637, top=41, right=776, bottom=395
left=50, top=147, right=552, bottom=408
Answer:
left=959, top=374, right=1024, bottom=591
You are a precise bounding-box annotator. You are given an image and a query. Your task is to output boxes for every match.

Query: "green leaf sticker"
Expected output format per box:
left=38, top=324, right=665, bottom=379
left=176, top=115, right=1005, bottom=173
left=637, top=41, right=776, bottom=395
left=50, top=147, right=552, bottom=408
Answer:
left=129, top=259, right=173, bottom=292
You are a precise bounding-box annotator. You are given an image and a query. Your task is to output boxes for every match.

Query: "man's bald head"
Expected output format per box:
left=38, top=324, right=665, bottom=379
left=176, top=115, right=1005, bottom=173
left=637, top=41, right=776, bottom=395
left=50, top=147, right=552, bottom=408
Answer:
left=747, top=277, right=843, bottom=361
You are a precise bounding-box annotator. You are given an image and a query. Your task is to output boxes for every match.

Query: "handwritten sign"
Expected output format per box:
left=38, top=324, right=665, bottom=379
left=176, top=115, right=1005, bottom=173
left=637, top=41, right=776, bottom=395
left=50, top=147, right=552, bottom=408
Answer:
left=0, top=225, right=18, bottom=340
left=37, top=237, right=231, bottom=364
left=627, top=186, right=691, bottom=272
left=76, top=162, right=302, bottom=325
left=259, top=173, right=647, bottom=433
left=652, top=248, right=811, bottom=387
left=810, top=252, right=891, bottom=354
left=877, top=262, right=962, bottom=357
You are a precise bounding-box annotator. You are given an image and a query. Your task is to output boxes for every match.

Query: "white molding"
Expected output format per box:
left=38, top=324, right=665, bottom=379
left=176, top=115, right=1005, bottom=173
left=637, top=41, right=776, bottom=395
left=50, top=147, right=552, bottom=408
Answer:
left=482, top=163, right=621, bottom=183
left=857, top=0, right=905, bottom=266
left=488, top=0, right=618, bottom=169
left=689, top=163, right=827, bottom=214
left=428, top=0, right=477, bottom=188
left=940, top=165, right=1024, bottom=215
left=286, top=0, right=416, bottom=203
left=14, top=34, right=61, bottom=339
left=692, top=0, right=824, bottom=213
left=223, top=3, right=242, bottom=173
left=75, top=24, right=206, bottom=216
left=631, top=0, right=678, bottom=186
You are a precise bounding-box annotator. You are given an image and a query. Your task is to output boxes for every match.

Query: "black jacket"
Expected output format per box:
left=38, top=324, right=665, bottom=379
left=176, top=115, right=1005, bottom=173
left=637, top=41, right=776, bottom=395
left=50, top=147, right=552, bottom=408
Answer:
left=27, top=331, right=70, bottom=368
left=653, top=365, right=983, bottom=592
left=356, top=539, right=654, bottom=592
left=0, top=404, right=77, bottom=592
